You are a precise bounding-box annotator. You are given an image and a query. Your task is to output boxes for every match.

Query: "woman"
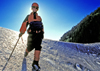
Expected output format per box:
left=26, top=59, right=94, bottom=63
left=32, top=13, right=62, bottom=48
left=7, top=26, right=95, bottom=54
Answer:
left=19, top=2, right=44, bottom=71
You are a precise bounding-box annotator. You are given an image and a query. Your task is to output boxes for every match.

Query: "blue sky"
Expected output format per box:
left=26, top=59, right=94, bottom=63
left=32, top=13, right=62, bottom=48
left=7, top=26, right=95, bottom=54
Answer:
left=0, top=0, right=100, bottom=40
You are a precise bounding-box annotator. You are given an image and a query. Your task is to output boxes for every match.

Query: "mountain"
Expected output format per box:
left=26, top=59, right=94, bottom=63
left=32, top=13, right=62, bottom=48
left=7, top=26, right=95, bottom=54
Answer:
left=0, top=27, right=100, bottom=71
left=60, top=7, right=100, bottom=43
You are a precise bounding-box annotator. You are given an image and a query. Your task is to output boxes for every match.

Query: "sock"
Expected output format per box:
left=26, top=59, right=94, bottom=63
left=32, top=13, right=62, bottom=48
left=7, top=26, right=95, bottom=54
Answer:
left=32, top=60, right=38, bottom=66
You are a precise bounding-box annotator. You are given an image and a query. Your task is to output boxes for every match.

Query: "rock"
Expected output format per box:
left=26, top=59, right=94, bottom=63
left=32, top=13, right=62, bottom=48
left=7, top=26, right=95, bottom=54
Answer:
left=75, top=63, right=82, bottom=71
left=67, top=62, right=72, bottom=66
left=92, top=54, right=97, bottom=57
left=96, top=61, right=100, bottom=65
left=97, top=53, right=100, bottom=57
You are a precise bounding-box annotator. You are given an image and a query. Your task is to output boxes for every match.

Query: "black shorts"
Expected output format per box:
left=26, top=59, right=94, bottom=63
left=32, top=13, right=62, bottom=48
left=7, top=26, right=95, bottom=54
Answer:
left=27, top=32, right=44, bottom=51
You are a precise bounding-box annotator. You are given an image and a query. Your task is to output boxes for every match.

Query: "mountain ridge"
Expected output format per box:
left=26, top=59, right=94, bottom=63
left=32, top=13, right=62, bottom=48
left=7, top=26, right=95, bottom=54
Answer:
left=60, top=7, right=100, bottom=43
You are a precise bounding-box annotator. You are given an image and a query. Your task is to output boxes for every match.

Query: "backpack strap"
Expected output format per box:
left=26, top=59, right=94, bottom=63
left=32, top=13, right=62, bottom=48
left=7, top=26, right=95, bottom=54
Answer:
left=28, top=12, right=42, bottom=23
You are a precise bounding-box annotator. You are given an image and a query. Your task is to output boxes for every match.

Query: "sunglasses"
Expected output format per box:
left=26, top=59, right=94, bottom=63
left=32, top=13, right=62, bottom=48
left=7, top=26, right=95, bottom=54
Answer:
left=32, top=6, right=38, bottom=10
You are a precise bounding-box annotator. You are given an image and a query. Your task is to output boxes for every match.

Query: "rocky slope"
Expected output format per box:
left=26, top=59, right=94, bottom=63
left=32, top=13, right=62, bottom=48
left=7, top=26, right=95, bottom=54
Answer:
left=60, top=7, right=100, bottom=43
left=0, top=27, right=100, bottom=71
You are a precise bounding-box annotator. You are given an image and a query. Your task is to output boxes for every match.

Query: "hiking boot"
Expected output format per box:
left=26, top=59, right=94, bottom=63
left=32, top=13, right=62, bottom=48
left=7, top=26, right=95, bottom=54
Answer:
left=32, top=64, right=41, bottom=71
left=24, top=51, right=28, bottom=57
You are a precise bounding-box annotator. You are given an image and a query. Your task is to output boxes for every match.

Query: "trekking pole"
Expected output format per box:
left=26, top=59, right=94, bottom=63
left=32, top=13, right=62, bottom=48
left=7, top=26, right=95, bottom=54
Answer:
left=2, top=37, right=20, bottom=71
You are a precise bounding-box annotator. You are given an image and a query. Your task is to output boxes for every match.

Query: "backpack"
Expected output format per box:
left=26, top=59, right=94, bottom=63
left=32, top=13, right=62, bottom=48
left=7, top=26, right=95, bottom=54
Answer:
left=30, top=21, right=43, bottom=32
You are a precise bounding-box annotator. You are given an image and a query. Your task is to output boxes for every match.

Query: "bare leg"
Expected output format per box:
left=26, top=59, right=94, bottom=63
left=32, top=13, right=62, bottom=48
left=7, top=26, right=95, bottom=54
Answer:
left=32, top=50, right=41, bottom=70
left=26, top=48, right=29, bottom=53
left=34, top=50, right=41, bottom=61
left=24, top=48, right=29, bottom=57
left=32, top=50, right=41, bottom=68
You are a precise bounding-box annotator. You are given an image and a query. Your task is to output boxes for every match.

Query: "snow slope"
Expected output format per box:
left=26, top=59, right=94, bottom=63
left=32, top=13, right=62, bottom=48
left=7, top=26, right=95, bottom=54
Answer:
left=0, top=27, right=100, bottom=71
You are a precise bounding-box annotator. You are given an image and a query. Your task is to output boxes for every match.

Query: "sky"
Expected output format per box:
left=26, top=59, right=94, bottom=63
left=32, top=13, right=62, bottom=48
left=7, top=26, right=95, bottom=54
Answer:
left=0, top=0, right=100, bottom=41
